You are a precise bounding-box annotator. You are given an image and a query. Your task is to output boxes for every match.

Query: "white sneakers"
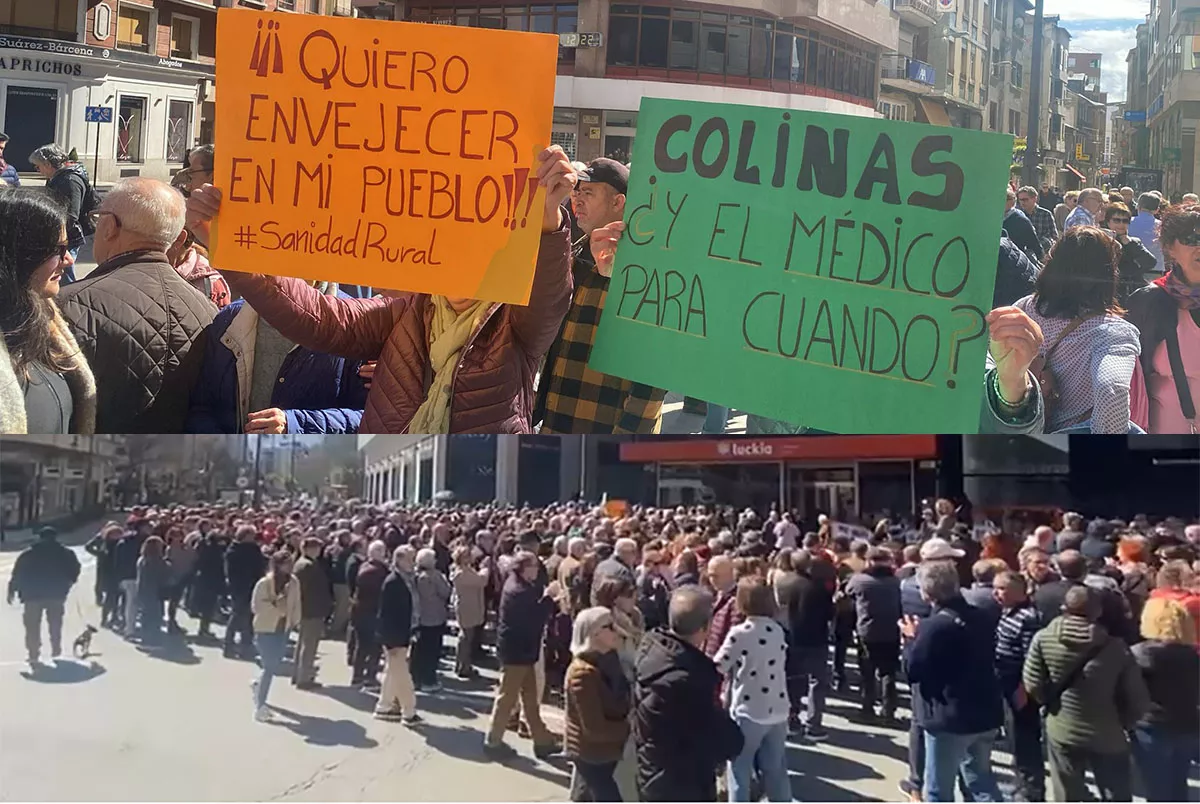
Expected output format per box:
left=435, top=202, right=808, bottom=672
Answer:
left=254, top=706, right=271, bottom=723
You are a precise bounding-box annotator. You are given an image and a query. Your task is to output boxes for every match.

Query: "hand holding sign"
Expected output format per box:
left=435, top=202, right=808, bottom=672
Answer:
left=986, top=306, right=1043, bottom=404
left=186, top=184, right=221, bottom=248
left=537, top=145, right=577, bottom=232
left=590, top=221, right=626, bottom=278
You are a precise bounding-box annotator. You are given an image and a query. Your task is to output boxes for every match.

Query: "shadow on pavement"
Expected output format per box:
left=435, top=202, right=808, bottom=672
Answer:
left=789, top=770, right=885, bottom=802
left=815, top=724, right=910, bottom=764
left=787, top=744, right=885, bottom=782
left=417, top=689, right=493, bottom=720
left=20, top=658, right=106, bottom=684
left=314, top=682, right=378, bottom=713
left=268, top=706, right=380, bottom=749
left=415, top=722, right=571, bottom=788
left=135, top=634, right=201, bottom=665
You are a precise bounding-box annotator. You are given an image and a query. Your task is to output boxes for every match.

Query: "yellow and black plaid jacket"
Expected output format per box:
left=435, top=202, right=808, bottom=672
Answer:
left=534, top=246, right=665, bottom=434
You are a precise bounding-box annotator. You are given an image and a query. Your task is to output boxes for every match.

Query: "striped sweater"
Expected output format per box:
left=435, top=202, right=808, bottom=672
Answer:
left=994, top=601, right=1042, bottom=694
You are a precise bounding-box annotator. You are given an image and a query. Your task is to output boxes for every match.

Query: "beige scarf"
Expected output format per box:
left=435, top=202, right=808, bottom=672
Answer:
left=405, top=296, right=488, bottom=435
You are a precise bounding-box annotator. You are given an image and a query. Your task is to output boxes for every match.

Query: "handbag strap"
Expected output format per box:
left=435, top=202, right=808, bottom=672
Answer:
left=1163, top=324, right=1197, bottom=429
left=1043, top=640, right=1105, bottom=712
left=1044, top=316, right=1090, bottom=363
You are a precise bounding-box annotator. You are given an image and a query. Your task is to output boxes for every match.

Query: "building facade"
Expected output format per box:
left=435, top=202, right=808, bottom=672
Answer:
left=0, top=436, right=126, bottom=527
left=0, top=0, right=348, bottom=185
left=986, top=0, right=1031, bottom=142
left=877, top=0, right=939, bottom=125
left=923, top=0, right=990, bottom=129
left=1143, top=0, right=1200, bottom=196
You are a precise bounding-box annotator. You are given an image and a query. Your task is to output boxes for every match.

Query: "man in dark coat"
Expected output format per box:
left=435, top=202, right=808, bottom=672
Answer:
left=1034, top=550, right=1135, bottom=644
left=191, top=528, right=229, bottom=640
left=845, top=546, right=903, bottom=721
left=112, top=520, right=148, bottom=636
left=786, top=549, right=835, bottom=737
left=375, top=545, right=420, bottom=723
left=57, top=177, right=216, bottom=433
left=223, top=525, right=266, bottom=659
left=6, top=527, right=81, bottom=666
left=292, top=536, right=334, bottom=689
left=635, top=585, right=744, bottom=802
left=84, top=524, right=120, bottom=627
left=350, top=540, right=389, bottom=689
left=485, top=551, right=558, bottom=758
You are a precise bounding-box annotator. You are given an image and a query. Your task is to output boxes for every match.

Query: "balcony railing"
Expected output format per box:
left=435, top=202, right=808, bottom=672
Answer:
left=881, top=54, right=936, bottom=86
left=894, top=0, right=938, bottom=25
left=277, top=0, right=296, bottom=9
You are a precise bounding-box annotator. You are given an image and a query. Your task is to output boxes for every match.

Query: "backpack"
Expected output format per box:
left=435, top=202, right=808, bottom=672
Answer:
left=1028, top=316, right=1094, bottom=428
left=77, top=173, right=101, bottom=236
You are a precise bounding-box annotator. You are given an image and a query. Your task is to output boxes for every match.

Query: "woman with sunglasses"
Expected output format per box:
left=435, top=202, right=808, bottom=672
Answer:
left=1101, top=202, right=1158, bottom=306
left=1127, top=204, right=1200, bottom=434
left=0, top=189, right=95, bottom=434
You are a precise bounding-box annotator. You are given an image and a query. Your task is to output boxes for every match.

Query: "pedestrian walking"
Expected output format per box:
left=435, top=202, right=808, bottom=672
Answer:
left=713, top=578, right=792, bottom=802
left=250, top=550, right=301, bottom=722
left=413, top=547, right=452, bottom=692
left=844, top=546, right=902, bottom=723
left=29, top=144, right=96, bottom=283
left=565, top=607, right=631, bottom=802
left=5, top=526, right=80, bottom=667
left=374, top=545, right=422, bottom=724
left=164, top=528, right=198, bottom=635
left=351, top=539, right=389, bottom=690
left=135, top=535, right=170, bottom=644
left=224, top=525, right=266, bottom=660
left=85, top=524, right=121, bottom=627
left=1023, top=585, right=1150, bottom=802
left=292, top=536, right=333, bottom=689
left=785, top=549, right=834, bottom=739
left=451, top=544, right=488, bottom=679
left=192, top=528, right=229, bottom=641
left=114, top=521, right=147, bottom=637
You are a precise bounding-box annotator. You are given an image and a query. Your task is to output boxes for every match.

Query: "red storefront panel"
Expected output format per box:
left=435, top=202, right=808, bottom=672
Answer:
left=619, top=436, right=940, bottom=463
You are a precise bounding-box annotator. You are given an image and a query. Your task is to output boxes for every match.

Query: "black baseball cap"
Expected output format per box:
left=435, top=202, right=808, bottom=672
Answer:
left=37, top=526, right=58, bottom=540
left=577, top=158, right=629, bottom=195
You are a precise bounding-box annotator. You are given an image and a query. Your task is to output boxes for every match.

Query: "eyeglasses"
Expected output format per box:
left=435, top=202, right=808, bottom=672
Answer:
left=1178, top=232, right=1200, bottom=246
left=46, top=243, right=70, bottom=263
left=1108, top=217, right=1131, bottom=224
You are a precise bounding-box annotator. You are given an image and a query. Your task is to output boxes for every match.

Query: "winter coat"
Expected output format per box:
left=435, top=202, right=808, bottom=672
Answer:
left=1114, top=235, right=1158, bottom=306
left=193, top=535, right=228, bottom=594
left=224, top=540, right=267, bottom=600
left=377, top=569, right=415, bottom=649
left=451, top=565, right=488, bottom=629
left=564, top=649, right=631, bottom=763
left=112, top=534, right=143, bottom=584
left=704, top=588, right=744, bottom=657
left=903, top=595, right=1005, bottom=735
left=251, top=573, right=301, bottom=634
left=352, top=558, right=389, bottom=624
left=136, top=555, right=170, bottom=603
left=166, top=543, right=198, bottom=585
left=1002, top=206, right=1043, bottom=262
left=8, top=301, right=97, bottom=435
left=185, top=295, right=368, bottom=434
left=961, top=582, right=1003, bottom=630
left=57, top=249, right=217, bottom=433
left=634, top=628, right=744, bottom=802
left=84, top=534, right=117, bottom=588
left=788, top=571, right=835, bottom=648
left=172, top=247, right=231, bottom=310
left=293, top=555, right=334, bottom=620
left=1034, top=578, right=1136, bottom=644
left=592, top=556, right=636, bottom=601
left=637, top=573, right=670, bottom=632
left=1023, top=614, right=1150, bottom=753
left=1129, top=639, right=1200, bottom=736
left=844, top=566, right=902, bottom=643
left=496, top=571, right=554, bottom=666
left=414, top=567, right=451, bottom=627
left=220, top=223, right=572, bottom=433
left=6, top=539, right=80, bottom=603
left=900, top=573, right=933, bottom=620
left=0, top=160, right=19, bottom=187
left=994, top=235, right=1039, bottom=308
left=45, top=165, right=89, bottom=249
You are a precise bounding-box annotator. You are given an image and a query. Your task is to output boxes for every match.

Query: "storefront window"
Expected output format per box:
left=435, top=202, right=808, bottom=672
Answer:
left=857, top=461, right=914, bottom=519
left=659, top=463, right=780, bottom=512
left=409, top=3, right=578, bottom=60
left=116, top=95, right=146, bottom=163
left=670, top=14, right=697, bottom=69
left=639, top=10, right=669, bottom=68
left=166, top=100, right=193, bottom=163
left=786, top=467, right=855, bottom=521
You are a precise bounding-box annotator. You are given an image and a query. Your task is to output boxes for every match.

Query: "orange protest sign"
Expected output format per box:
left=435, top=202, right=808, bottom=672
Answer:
left=212, top=9, right=558, bottom=303
left=605, top=499, right=629, bottom=519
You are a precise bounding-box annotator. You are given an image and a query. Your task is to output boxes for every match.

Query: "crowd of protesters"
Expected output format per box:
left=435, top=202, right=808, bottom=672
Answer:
left=10, top=493, right=1200, bottom=802
left=3, top=136, right=1198, bottom=437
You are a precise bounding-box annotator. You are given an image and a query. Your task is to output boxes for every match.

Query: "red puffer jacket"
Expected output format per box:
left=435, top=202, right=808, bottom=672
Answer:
left=222, top=225, right=573, bottom=433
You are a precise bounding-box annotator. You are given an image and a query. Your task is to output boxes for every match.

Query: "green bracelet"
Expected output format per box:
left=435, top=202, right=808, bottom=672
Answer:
left=991, top=371, right=1029, bottom=411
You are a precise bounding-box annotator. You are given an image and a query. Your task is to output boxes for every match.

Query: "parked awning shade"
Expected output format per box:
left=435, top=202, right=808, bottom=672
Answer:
left=1064, top=164, right=1087, bottom=181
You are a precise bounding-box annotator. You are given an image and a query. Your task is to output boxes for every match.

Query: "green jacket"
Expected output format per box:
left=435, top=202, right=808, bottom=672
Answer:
left=1023, top=614, right=1150, bottom=754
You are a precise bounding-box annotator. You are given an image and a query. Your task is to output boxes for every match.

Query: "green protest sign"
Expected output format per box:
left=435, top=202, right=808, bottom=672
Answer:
left=587, top=98, right=1013, bottom=434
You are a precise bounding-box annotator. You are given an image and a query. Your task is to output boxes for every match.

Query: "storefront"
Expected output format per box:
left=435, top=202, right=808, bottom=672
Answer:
left=0, top=32, right=210, bottom=183
left=619, top=436, right=941, bottom=521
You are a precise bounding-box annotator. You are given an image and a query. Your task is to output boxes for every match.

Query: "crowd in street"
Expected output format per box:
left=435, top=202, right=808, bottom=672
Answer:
left=2, top=132, right=1199, bottom=436
left=7, top=495, right=1200, bottom=802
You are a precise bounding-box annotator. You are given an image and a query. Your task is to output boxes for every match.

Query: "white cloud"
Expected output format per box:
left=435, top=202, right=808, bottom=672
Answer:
left=1043, top=0, right=1150, bottom=22
left=1066, top=26, right=1138, bottom=100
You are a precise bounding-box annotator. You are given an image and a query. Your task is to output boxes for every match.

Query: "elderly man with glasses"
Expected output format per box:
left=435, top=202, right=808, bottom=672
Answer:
left=57, top=177, right=217, bottom=433
left=1016, top=185, right=1060, bottom=256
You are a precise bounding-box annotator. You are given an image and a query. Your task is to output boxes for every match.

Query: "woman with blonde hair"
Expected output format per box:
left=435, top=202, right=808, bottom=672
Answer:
left=250, top=550, right=301, bottom=722
left=1129, top=596, right=1199, bottom=801
left=563, top=606, right=629, bottom=802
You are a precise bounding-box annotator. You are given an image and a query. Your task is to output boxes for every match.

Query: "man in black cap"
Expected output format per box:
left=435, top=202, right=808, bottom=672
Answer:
left=6, top=526, right=81, bottom=667
left=534, top=157, right=666, bottom=434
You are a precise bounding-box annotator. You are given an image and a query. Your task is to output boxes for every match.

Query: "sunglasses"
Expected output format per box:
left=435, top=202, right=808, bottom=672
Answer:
left=1108, top=216, right=1130, bottom=224
left=1178, top=232, right=1200, bottom=246
left=46, top=243, right=70, bottom=263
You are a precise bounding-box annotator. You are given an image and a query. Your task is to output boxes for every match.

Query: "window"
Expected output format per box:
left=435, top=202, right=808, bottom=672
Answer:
left=116, top=3, right=152, bottom=53
left=170, top=14, right=199, bottom=60
left=670, top=13, right=698, bottom=69
left=116, top=95, right=146, bottom=163
left=167, top=100, right=193, bottom=163
left=639, top=8, right=669, bottom=67
left=608, top=12, right=638, bottom=65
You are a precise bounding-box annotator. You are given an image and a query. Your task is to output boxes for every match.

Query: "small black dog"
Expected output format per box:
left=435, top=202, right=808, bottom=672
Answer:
left=72, top=625, right=98, bottom=659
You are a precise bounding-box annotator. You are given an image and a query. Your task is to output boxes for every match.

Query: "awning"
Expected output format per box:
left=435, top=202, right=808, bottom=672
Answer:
left=917, top=97, right=952, bottom=127
left=1064, top=164, right=1087, bottom=181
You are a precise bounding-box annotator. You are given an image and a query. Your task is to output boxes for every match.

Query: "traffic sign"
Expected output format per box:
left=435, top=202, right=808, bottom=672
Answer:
left=85, top=106, right=113, bottom=123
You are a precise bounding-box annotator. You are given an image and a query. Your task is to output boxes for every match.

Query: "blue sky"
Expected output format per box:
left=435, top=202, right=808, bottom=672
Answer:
left=1044, top=0, right=1150, bottom=101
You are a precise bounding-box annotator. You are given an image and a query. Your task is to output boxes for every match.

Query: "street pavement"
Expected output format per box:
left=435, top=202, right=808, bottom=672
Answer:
left=0, top=547, right=922, bottom=803
left=3, top=546, right=1193, bottom=801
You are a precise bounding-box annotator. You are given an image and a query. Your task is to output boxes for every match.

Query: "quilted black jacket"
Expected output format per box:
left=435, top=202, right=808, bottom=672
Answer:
left=58, top=249, right=217, bottom=433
